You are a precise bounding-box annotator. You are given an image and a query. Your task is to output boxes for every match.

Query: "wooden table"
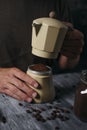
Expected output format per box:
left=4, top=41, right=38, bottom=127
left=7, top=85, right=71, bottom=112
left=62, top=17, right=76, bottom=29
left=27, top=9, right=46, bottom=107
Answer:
left=0, top=72, right=87, bottom=130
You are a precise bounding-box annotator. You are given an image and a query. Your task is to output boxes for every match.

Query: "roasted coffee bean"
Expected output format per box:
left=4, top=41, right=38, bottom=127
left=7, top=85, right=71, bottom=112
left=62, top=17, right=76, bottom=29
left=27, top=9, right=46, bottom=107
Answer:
left=35, top=109, right=40, bottom=112
left=58, top=114, right=64, bottom=119
left=36, top=117, right=41, bottom=121
left=51, top=112, right=57, bottom=119
left=64, top=116, right=69, bottom=121
left=51, top=115, right=56, bottom=120
left=18, top=103, right=23, bottom=106
left=63, top=109, right=70, bottom=113
left=0, top=110, right=7, bottom=124
left=32, top=113, right=37, bottom=118
left=1, top=116, right=7, bottom=124
left=40, top=107, right=46, bottom=111
left=26, top=109, right=32, bottom=113
left=2, top=95, right=5, bottom=97
left=47, top=105, right=53, bottom=109
left=36, top=115, right=45, bottom=122
left=54, top=106, right=60, bottom=109
left=40, top=118, right=46, bottom=122
left=46, top=117, right=52, bottom=120
left=31, top=108, right=37, bottom=112
left=55, top=126, right=60, bottom=130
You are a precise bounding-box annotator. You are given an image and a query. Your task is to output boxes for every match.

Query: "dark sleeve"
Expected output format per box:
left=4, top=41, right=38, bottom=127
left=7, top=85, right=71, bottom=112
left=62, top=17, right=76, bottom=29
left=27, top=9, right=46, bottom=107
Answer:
left=55, top=0, right=73, bottom=23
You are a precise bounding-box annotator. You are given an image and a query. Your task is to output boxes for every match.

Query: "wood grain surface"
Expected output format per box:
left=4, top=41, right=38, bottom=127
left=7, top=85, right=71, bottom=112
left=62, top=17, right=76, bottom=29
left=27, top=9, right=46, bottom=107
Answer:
left=0, top=73, right=87, bottom=130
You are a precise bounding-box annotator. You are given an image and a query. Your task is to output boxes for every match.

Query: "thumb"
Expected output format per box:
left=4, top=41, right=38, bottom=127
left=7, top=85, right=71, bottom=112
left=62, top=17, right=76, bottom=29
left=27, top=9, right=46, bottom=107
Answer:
left=49, top=11, right=56, bottom=18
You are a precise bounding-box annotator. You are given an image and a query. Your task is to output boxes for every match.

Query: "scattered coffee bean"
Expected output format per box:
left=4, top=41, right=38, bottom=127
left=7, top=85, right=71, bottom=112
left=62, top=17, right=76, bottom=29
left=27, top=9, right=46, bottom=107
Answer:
left=19, top=103, right=23, bottom=106
left=50, top=115, right=56, bottom=120
left=26, top=109, right=32, bottom=114
left=39, top=107, right=46, bottom=111
left=47, top=105, right=53, bottom=109
left=63, top=109, right=70, bottom=113
left=40, top=118, right=46, bottom=122
left=35, top=114, right=46, bottom=122
left=0, top=110, right=7, bottom=124
left=46, top=117, right=52, bottom=120
left=1, top=116, right=7, bottom=124
left=55, top=126, right=60, bottom=130
left=2, top=95, right=5, bottom=98
left=64, top=116, right=69, bottom=121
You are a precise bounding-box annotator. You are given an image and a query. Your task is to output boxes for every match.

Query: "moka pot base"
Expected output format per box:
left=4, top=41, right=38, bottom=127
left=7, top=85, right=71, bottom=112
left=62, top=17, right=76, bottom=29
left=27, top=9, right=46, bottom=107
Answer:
left=32, top=48, right=58, bottom=59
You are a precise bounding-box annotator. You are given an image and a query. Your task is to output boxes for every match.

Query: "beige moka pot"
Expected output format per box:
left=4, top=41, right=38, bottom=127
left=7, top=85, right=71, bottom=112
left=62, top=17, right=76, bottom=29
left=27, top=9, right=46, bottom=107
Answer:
left=31, top=17, right=68, bottom=59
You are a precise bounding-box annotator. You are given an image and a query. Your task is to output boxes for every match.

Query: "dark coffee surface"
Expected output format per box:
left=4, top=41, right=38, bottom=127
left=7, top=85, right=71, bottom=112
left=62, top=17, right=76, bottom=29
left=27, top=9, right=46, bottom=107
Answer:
left=30, top=63, right=49, bottom=71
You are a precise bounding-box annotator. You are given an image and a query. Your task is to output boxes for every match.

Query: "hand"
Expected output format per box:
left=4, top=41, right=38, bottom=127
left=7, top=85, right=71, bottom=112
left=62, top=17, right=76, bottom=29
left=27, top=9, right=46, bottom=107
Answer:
left=49, top=14, right=84, bottom=69
left=59, top=22, right=84, bottom=69
left=0, top=67, right=38, bottom=102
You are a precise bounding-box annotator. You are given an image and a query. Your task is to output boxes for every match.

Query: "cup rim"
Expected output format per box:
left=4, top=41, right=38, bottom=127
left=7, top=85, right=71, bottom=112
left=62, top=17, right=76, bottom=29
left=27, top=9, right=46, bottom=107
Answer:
left=27, top=64, right=52, bottom=75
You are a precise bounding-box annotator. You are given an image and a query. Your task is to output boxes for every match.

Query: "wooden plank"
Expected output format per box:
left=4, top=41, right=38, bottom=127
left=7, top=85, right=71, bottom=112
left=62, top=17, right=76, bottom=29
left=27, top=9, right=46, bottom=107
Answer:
left=0, top=73, right=87, bottom=130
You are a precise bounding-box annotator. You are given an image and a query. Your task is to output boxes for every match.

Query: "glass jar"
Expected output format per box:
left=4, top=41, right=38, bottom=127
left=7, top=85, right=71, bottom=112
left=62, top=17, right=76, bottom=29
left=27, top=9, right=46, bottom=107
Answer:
left=74, top=70, right=87, bottom=122
left=26, top=64, right=55, bottom=103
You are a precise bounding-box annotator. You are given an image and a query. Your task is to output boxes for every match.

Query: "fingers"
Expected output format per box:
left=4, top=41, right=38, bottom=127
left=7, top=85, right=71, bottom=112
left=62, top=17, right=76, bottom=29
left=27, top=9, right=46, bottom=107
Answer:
left=8, top=75, right=34, bottom=97
left=61, top=40, right=83, bottom=58
left=3, top=83, right=37, bottom=102
left=62, top=39, right=84, bottom=47
left=10, top=68, right=39, bottom=88
left=65, top=29, right=84, bottom=40
left=59, top=55, right=80, bottom=69
left=0, top=68, right=38, bottom=102
left=60, top=28, right=84, bottom=58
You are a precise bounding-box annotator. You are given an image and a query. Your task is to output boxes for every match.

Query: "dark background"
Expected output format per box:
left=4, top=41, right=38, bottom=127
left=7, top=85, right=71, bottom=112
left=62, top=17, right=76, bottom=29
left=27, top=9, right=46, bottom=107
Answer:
left=68, top=0, right=87, bottom=71
left=53, top=0, right=87, bottom=74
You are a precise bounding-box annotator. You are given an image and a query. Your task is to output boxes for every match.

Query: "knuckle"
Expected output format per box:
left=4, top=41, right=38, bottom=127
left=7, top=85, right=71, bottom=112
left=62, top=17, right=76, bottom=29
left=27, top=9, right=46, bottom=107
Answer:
left=10, top=67, right=19, bottom=74
left=16, top=91, right=28, bottom=100
left=16, top=80, right=23, bottom=88
left=21, top=94, right=28, bottom=100
left=4, top=89, right=9, bottom=94
left=10, top=67, right=17, bottom=72
left=12, top=87, right=17, bottom=94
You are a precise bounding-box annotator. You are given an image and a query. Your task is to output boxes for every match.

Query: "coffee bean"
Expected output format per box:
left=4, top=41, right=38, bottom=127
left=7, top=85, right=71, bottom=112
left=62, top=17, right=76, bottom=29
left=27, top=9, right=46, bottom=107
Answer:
left=26, top=109, right=32, bottom=113
left=63, top=109, right=70, bottom=113
left=40, top=118, right=46, bottom=122
left=55, top=126, right=60, bottom=130
left=18, top=103, right=23, bottom=106
left=51, top=115, right=56, bottom=120
left=35, top=115, right=45, bottom=122
left=1, top=116, right=7, bottom=124
left=47, top=105, right=53, bottom=109
left=64, top=116, right=69, bottom=121
left=58, top=114, right=64, bottom=119
left=46, top=117, right=52, bottom=120
left=40, top=107, right=46, bottom=111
